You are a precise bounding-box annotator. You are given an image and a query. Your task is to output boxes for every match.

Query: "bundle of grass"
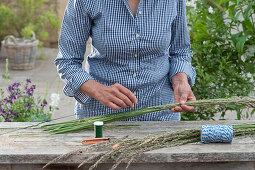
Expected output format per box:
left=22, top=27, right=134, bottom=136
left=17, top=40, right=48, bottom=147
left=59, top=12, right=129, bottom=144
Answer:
left=43, top=122, right=255, bottom=170
left=41, top=96, right=255, bottom=134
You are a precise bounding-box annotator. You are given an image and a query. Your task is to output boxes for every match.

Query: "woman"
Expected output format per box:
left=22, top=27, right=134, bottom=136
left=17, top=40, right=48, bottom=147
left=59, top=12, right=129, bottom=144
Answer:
left=55, top=0, right=196, bottom=121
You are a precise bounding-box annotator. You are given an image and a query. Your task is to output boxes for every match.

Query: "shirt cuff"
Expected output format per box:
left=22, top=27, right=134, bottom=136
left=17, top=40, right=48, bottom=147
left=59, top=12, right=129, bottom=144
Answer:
left=63, top=70, right=94, bottom=104
left=169, top=59, right=196, bottom=87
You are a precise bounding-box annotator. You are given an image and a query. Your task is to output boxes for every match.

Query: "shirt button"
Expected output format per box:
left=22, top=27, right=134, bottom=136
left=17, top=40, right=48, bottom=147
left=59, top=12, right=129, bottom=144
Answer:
left=138, top=11, right=142, bottom=15
left=136, top=34, right=140, bottom=38
left=134, top=53, right=138, bottom=57
left=133, top=91, right=136, bottom=96
left=133, top=73, right=137, bottom=78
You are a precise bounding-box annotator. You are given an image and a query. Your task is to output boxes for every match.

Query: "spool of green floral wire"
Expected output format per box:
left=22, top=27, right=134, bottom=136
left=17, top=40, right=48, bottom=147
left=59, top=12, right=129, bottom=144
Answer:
left=94, top=121, right=103, bottom=138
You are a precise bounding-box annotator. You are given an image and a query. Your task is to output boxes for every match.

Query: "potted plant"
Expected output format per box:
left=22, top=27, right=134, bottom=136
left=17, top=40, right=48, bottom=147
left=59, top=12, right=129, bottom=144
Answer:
left=0, top=0, right=60, bottom=69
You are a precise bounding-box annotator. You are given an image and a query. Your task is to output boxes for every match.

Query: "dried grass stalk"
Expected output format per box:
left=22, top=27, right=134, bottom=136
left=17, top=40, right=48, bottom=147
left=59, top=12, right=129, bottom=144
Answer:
left=41, top=96, right=255, bottom=134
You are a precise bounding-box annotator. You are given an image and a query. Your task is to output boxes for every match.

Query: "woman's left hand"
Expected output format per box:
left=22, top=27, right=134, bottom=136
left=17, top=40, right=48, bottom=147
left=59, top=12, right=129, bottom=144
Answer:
left=171, top=72, right=196, bottom=112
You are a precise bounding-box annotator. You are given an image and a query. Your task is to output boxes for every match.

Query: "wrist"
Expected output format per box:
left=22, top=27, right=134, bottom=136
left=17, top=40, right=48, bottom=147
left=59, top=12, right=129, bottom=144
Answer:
left=172, top=72, right=189, bottom=88
left=79, top=79, right=102, bottom=98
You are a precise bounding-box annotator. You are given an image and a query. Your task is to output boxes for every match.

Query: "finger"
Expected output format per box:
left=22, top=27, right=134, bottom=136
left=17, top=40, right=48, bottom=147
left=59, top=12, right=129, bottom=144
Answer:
left=182, top=92, right=196, bottom=111
left=180, top=94, right=188, bottom=105
left=114, top=83, right=138, bottom=104
left=116, top=92, right=134, bottom=108
left=111, top=96, right=127, bottom=109
left=171, top=106, right=184, bottom=112
left=107, top=102, right=121, bottom=110
left=180, top=105, right=195, bottom=112
left=187, top=92, right=196, bottom=102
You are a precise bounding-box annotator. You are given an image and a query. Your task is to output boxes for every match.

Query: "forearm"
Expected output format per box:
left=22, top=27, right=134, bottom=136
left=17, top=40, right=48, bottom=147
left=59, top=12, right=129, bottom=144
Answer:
left=79, top=79, right=102, bottom=99
left=168, top=0, right=196, bottom=87
left=172, top=72, right=189, bottom=89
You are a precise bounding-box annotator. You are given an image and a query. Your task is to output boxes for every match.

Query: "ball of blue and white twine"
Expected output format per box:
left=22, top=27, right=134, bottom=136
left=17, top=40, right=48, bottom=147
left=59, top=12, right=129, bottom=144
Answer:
left=201, top=125, right=233, bottom=143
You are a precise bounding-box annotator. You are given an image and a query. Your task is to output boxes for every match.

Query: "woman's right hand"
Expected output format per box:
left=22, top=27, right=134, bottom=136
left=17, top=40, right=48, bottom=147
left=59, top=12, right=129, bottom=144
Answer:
left=79, top=79, right=138, bottom=110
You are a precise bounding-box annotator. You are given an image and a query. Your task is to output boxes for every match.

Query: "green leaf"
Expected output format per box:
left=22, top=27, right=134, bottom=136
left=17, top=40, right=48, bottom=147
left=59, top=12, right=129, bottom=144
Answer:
left=242, top=19, right=254, bottom=32
left=236, top=36, right=248, bottom=53
left=236, top=110, right=241, bottom=120
left=251, top=109, right=255, bottom=117
left=219, top=0, right=230, bottom=5
left=231, top=32, right=242, bottom=44
left=244, top=4, right=253, bottom=20
left=245, top=63, right=255, bottom=73
left=226, top=104, right=236, bottom=110
left=233, top=11, right=241, bottom=23
left=21, top=24, right=35, bottom=38
left=230, top=0, right=237, bottom=4
left=181, top=114, right=189, bottom=121
left=228, top=5, right=236, bottom=18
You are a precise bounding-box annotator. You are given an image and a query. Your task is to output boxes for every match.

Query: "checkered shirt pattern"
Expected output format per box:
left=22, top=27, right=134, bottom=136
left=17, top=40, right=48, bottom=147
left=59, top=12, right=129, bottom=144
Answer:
left=55, top=0, right=196, bottom=121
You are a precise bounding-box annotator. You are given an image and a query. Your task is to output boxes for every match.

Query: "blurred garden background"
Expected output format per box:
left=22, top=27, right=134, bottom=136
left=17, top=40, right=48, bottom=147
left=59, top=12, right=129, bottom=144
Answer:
left=0, top=0, right=254, bottom=123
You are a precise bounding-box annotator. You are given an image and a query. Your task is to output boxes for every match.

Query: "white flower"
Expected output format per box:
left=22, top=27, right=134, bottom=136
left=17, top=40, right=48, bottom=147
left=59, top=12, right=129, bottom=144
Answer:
left=50, top=93, right=60, bottom=108
left=246, top=73, right=254, bottom=83
left=209, top=6, right=213, bottom=14
left=186, top=0, right=196, bottom=8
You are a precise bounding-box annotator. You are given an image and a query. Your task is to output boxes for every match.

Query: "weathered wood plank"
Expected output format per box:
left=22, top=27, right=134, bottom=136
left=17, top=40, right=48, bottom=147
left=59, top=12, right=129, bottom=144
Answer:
left=0, top=120, right=254, bottom=166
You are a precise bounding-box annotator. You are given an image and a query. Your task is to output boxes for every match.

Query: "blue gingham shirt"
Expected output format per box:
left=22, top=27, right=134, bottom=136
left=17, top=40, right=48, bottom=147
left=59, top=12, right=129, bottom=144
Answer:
left=56, top=0, right=196, bottom=121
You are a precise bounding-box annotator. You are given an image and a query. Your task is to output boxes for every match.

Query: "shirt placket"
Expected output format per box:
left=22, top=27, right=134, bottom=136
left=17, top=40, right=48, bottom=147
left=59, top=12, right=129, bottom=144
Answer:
left=122, top=0, right=143, bottom=97
left=133, top=1, right=143, bottom=97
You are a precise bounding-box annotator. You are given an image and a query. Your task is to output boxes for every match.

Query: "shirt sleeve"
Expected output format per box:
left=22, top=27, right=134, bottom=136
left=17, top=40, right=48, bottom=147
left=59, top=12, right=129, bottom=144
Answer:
left=55, top=0, right=93, bottom=104
left=169, top=0, right=196, bottom=86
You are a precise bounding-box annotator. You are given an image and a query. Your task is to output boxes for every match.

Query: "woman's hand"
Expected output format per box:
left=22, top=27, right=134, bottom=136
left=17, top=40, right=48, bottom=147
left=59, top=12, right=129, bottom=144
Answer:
left=171, top=73, right=196, bottom=112
left=79, top=80, right=137, bottom=110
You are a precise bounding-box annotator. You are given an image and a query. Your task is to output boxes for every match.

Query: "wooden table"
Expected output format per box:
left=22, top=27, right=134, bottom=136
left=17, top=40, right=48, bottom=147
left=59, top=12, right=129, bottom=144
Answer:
left=0, top=121, right=255, bottom=170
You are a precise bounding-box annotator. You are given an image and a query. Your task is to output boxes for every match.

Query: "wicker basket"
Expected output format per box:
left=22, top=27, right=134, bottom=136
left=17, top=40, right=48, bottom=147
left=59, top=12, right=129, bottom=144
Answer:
left=2, top=33, right=39, bottom=70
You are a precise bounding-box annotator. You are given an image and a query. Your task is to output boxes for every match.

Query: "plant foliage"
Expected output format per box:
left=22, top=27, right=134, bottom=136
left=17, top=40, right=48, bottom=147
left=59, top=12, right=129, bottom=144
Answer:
left=183, top=0, right=255, bottom=120
left=0, top=0, right=60, bottom=42
left=0, top=79, right=53, bottom=122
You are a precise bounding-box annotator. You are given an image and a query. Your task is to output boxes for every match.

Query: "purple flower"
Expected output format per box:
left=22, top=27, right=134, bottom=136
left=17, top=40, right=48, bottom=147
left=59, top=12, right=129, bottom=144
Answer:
left=24, top=103, right=32, bottom=108
left=41, top=100, right=48, bottom=107
left=4, top=98, right=13, bottom=104
left=4, top=117, right=11, bottom=122
left=14, top=83, right=21, bottom=89
left=26, top=85, right=36, bottom=96
left=26, top=89, right=33, bottom=96
left=0, top=79, right=52, bottom=122
left=9, top=110, right=14, bottom=115
left=8, top=85, right=13, bottom=92
left=12, top=83, right=17, bottom=88
left=10, top=95, right=16, bottom=100
left=8, top=82, right=21, bottom=92
left=26, top=79, right=31, bottom=84
left=25, top=79, right=32, bottom=92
